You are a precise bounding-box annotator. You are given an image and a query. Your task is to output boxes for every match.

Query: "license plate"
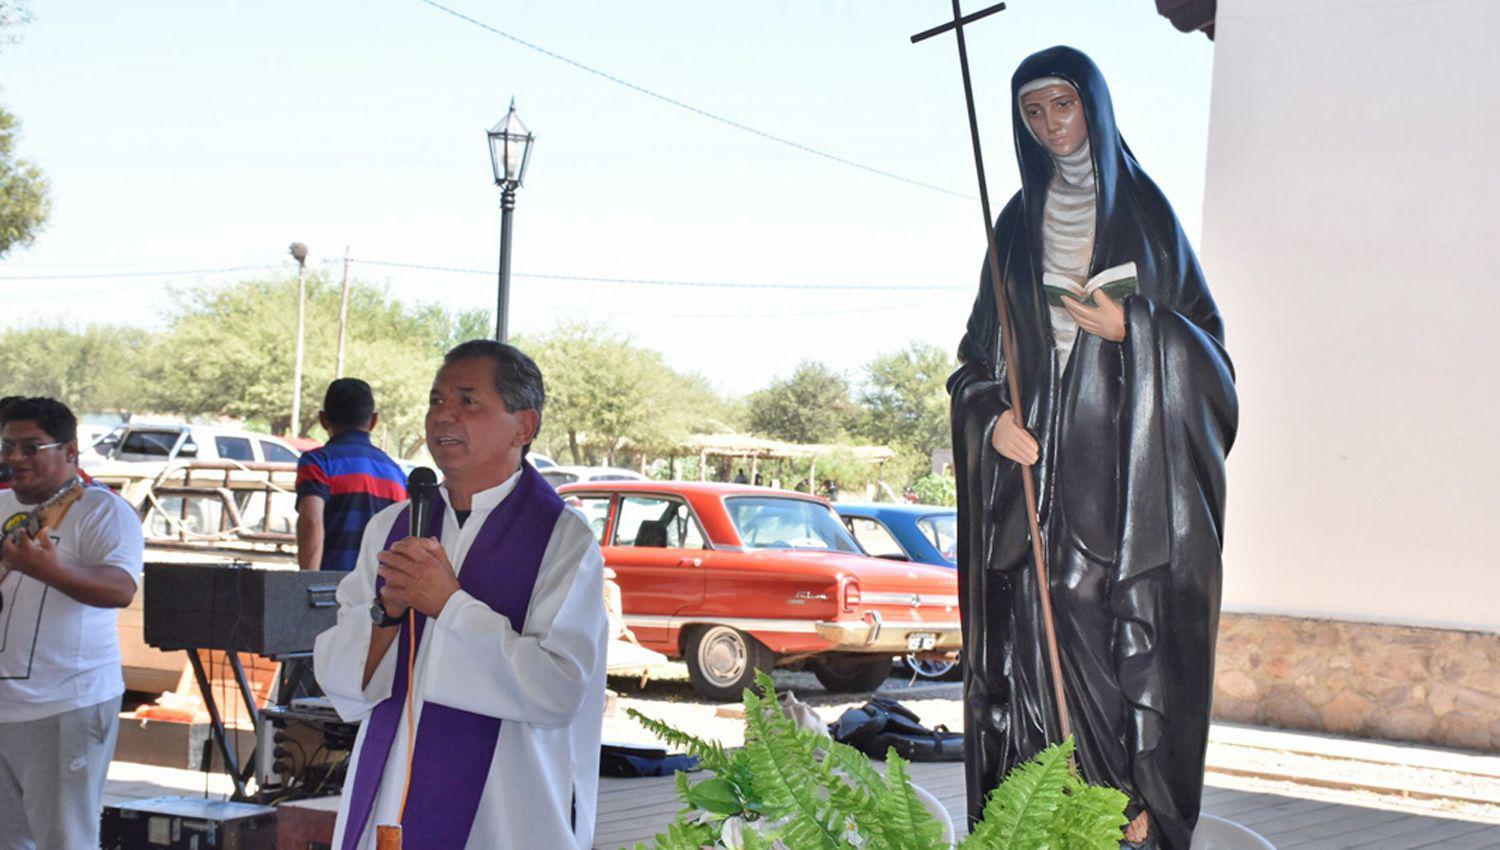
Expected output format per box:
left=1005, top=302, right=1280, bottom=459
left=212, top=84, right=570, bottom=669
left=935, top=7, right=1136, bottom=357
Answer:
left=907, top=633, right=936, bottom=651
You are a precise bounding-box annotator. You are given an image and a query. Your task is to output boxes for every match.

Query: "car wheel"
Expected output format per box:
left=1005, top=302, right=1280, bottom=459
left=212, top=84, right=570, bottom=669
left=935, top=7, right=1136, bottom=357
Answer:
left=902, top=652, right=958, bottom=680
left=684, top=625, right=775, bottom=702
left=810, top=653, right=893, bottom=693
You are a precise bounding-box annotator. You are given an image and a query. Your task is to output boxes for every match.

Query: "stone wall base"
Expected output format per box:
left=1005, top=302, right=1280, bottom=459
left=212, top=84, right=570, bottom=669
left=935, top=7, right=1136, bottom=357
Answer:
left=1213, top=613, right=1500, bottom=752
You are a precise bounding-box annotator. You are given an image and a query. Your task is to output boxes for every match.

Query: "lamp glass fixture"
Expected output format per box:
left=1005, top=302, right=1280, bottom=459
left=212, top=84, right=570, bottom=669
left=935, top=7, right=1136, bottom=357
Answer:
left=487, top=101, right=534, bottom=188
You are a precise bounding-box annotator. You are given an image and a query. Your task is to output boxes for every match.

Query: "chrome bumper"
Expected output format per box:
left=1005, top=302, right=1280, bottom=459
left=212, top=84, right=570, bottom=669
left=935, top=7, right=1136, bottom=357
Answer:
left=814, top=611, right=962, bottom=653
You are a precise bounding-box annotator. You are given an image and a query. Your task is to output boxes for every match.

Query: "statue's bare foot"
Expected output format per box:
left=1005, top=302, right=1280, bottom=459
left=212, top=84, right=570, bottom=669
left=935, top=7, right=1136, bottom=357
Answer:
left=1124, top=811, right=1149, bottom=845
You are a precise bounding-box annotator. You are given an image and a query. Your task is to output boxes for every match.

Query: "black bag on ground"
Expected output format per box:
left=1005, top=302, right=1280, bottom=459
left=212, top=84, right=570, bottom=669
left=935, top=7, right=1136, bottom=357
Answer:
left=599, top=742, right=700, bottom=777
left=828, top=696, right=963, bottom=762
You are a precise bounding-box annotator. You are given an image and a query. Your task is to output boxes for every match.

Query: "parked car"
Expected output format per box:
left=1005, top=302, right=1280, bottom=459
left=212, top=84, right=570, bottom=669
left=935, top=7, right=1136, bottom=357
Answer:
left=76, top=423, right=119, bottom=452
left=834, top=503, right=957, bottom=567
left=85, top=422, right=301, bottom=467
left=555, top=480, right=960, bottom=700
left=835, top=503, right=960, bottom=680
left=540, top=465, right=646, bottom=489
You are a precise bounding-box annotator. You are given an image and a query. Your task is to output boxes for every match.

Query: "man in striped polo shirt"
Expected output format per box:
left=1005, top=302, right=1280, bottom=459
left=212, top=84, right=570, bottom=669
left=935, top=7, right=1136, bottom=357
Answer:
left=295, top=379, right=408, bottom=572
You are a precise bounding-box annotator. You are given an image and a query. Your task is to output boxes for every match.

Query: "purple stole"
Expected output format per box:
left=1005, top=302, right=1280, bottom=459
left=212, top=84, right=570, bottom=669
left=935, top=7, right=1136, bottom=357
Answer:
left=341, top=464, right=564, bottom=850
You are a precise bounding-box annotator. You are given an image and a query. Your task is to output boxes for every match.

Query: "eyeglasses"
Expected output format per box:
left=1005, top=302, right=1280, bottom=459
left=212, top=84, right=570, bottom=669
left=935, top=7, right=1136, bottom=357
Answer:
left=0, top=441, right=66, bottom=459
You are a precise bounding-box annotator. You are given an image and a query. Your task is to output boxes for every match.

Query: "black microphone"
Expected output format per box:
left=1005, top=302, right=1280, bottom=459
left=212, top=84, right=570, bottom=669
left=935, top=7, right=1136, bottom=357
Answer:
left=0, top=462, right=10, bottom=484
left=406, top=467, right=439, bottom=538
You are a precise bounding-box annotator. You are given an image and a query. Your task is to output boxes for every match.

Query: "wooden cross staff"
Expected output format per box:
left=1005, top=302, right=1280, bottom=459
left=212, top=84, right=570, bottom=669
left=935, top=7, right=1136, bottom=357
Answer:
left=912, top=0, right=1072, bottom=745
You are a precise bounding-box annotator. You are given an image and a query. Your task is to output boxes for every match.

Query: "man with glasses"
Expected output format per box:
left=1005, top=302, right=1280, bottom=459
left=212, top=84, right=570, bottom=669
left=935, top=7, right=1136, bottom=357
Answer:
left=0, top=397, right=143, bottom=850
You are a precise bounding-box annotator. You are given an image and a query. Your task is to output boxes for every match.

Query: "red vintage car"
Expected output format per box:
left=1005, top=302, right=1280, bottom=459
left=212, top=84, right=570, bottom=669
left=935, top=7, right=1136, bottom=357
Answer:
left=555, top=481, right=961, bottom=701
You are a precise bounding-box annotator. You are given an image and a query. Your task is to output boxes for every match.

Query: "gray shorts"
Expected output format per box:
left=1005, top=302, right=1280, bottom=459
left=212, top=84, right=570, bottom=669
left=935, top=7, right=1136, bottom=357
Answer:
left=0, top=695, right=122, bottom=850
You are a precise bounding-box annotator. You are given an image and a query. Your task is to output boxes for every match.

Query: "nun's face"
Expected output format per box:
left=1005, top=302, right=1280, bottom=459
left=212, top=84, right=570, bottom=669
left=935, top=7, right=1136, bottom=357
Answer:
left=1021, top=84, right=1087, bottom=158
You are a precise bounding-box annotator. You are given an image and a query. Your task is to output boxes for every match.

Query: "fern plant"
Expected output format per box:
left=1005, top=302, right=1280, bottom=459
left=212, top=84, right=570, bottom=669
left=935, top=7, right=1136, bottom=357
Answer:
left=625, top=672, right=1127, bottom=850
left=957, top=737, right=1129, bottom=849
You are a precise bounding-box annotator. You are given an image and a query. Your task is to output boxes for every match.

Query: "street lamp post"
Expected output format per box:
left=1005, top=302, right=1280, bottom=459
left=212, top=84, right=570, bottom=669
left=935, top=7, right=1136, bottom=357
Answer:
left=289, top=241, right=309, bottom=436
left=487, top=98, right=535, bottom=343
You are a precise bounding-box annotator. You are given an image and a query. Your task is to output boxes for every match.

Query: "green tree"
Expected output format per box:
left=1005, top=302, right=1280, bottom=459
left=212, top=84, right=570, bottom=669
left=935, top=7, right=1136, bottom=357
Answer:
left=149, top=274, right=486, bottom=454
left=0, top=3, right=49, bottom=258
left=0, top=2, right=32, bottom=41
left=0, top=109, right=51, bottom=255
left=747, top=360, right=857, bottom=444
left=0, top=323, right=152, bottom=412
left=910, top=473, right=956, bottom=507
left=858, top=341, right=954, bottom=457
left=520, top=322, right=728, bottom=465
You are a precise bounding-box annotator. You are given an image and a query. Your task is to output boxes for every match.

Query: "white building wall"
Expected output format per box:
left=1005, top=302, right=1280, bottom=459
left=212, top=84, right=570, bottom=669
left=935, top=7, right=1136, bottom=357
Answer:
left=1201, top=0, right=1500, bottom=631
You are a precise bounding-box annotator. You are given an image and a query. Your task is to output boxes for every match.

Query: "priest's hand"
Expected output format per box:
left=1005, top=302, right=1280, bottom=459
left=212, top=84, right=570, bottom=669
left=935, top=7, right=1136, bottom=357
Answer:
left=377, top=537, right=461, bottom=619
left=1062, top=289, right=1127, bottom=342
left=991, top=409, right=1039, bottom=466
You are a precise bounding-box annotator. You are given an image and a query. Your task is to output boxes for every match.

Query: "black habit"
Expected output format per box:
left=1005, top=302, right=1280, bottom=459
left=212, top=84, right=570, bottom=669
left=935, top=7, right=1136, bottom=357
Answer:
left=949, top=46, right=1238, bottom=850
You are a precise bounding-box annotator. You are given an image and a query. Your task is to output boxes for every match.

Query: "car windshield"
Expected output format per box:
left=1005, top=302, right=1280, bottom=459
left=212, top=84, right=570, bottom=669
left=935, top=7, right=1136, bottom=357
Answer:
left=917, top=514, right=958, bottom=565
left=725, top=496, right=860, bottom=553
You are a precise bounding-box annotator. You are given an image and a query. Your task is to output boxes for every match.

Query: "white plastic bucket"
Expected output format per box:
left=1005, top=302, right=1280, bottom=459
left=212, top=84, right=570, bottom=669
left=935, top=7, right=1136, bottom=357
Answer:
left=1191, top=814, right=1276, bottom=850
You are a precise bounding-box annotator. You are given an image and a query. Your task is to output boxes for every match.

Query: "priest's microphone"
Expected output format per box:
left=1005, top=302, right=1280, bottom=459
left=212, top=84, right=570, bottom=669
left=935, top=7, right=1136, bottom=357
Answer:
left=405, top=467, right=439, bottom=539
left=376, top=465, right=439, bottom=850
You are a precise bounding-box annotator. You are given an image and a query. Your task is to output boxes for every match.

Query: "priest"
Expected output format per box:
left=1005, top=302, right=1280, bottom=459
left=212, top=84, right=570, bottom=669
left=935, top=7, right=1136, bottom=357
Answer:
left=314, top=340, right=608, bottom=850
left=949, top=47, right=1237, bottom=850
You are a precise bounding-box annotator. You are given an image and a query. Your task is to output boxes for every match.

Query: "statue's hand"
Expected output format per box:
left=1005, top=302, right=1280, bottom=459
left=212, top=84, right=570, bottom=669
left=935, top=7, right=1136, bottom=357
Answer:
left=1062, top=289, right=1127, bottom=342
left=990, top=409, right=1039, bottom=466
left=1124, top=811, right=1149, bottom=845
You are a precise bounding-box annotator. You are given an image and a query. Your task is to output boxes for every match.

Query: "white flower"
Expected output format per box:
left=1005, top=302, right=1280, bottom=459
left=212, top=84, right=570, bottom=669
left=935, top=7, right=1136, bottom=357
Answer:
left=841, top=814, right=866, bottom=847
left=719, top=816, right=748, bottom=850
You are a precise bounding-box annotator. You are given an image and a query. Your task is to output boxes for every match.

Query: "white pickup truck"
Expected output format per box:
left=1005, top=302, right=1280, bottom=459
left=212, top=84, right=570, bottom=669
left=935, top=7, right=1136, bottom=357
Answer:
left=85, top=423, right=301, bottom=467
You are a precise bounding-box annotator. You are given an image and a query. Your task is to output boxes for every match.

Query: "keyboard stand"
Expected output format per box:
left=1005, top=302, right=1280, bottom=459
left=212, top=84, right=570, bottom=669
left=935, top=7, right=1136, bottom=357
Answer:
left=185, top=648, right=261, bottom=802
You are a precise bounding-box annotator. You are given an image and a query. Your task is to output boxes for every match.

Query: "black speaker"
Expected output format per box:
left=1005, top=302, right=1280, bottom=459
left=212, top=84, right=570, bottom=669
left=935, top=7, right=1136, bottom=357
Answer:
left=143, top=562, right=341, bottom=656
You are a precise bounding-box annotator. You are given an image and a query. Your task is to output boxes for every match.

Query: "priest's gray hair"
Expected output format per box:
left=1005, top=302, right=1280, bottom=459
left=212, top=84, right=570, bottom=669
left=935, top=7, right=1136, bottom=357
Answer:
left=442, top=339, right=546, bottom=452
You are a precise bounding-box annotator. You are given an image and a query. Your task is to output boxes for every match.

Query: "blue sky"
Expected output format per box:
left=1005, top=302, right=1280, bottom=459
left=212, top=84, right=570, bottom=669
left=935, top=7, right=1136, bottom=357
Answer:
left=0, top=1, right=1213, bottom=393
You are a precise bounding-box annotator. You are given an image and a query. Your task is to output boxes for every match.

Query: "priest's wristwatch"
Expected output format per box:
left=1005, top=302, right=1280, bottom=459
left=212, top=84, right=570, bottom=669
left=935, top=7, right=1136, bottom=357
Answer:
left=369, top=594, right=405, bottom=628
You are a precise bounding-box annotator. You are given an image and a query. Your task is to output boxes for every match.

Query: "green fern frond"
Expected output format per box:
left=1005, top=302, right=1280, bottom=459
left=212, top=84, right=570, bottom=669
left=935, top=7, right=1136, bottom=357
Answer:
left=625, top=816, right=717, bottom=850
left=1047, top=783, right=1129, bottom=848
left=824, top=738, right=886, bottom=791
left=741, top=682, right=846, bottom=849
left=626, top=707, right=733, bottom=775
left=862, top=750, right=946, bottom=850
left=735, top=820, right=779, bottom=850
left=959, top=738, right=1075, bottom=850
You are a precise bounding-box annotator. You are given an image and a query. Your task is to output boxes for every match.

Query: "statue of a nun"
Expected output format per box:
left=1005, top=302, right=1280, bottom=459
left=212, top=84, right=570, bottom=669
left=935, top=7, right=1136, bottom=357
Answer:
left=948, top=46, right=1238, bottom=850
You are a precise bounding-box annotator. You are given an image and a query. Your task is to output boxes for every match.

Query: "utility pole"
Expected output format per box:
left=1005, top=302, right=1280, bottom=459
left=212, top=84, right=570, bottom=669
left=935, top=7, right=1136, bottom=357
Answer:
left=336, top=245, right=352, bottom=378
left=289, top=242, right=309, bottom=436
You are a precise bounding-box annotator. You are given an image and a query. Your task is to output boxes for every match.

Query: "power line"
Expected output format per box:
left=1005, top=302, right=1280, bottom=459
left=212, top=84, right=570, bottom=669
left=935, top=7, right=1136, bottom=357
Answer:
left=346, top=257, right=968, bottom=292
left=0, top=263, right=277, bottom=281
left=0, top=255, right=972, bottom=294
left=417, top=0, right=974, bottom=201
left=528, top=298, right=955, bottom=320
left=0, top=256, right=269, bottom=268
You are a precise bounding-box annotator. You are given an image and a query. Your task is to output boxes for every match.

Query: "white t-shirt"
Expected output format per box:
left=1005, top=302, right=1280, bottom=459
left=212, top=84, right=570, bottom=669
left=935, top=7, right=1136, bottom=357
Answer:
left=0, top=485, right=144, bottom=722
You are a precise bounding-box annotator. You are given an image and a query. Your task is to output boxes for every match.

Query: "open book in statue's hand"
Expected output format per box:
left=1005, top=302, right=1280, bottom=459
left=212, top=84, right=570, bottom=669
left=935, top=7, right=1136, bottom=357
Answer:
left=1042, top=261, right=1138, bottom=308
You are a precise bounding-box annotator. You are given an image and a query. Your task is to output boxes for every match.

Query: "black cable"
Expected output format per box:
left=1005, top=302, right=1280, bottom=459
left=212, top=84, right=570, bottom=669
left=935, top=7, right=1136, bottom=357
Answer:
left=417, top=0, right=974, bottom=200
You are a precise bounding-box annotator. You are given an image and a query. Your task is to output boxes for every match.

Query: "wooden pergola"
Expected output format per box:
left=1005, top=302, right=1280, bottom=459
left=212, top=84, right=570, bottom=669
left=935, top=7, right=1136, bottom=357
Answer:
left=667, top=433, right=894, bottom=494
